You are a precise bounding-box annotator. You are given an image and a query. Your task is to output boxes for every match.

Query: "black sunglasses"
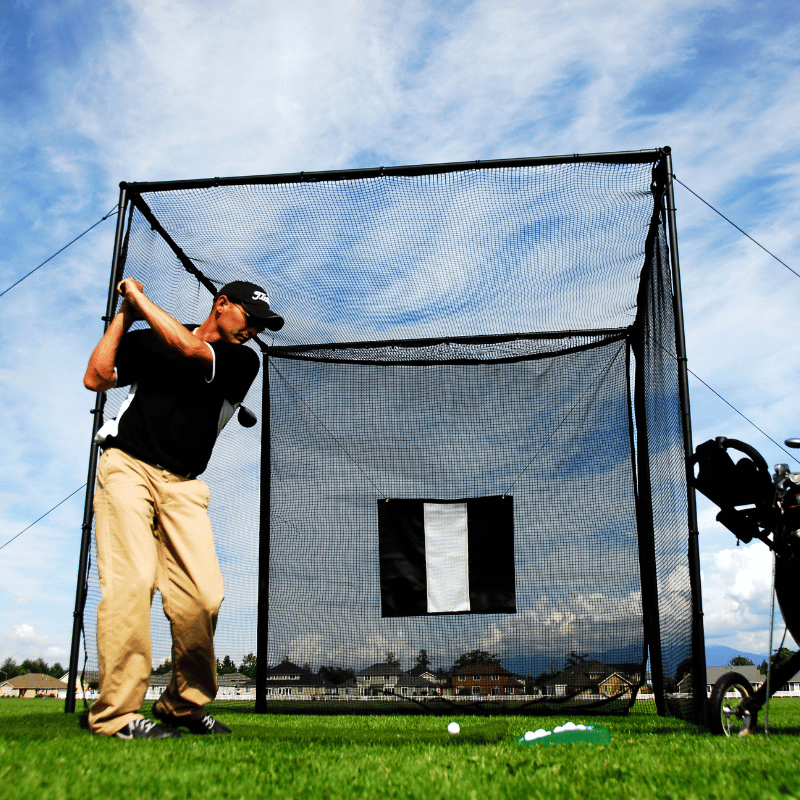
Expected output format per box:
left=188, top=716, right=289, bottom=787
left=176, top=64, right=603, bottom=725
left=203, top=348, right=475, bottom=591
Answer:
left=233, top=303, right=266, bottom=333
left=244, top=311, right=267, bottom=333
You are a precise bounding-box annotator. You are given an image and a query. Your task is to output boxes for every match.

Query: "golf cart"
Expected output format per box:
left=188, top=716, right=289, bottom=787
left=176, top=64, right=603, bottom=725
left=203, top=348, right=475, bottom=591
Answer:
left=690, top=436, right=800, bottom=736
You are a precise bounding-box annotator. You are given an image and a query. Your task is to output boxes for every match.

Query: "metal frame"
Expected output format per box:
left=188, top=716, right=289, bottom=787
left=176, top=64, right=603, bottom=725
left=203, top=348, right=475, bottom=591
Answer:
left=120, top=149, right=664, bottom=195
left=662, top=148, right=708, bottom=726
left=65, top=186, right=129, bottom=713
left=68, top=148, right=705, bottom=723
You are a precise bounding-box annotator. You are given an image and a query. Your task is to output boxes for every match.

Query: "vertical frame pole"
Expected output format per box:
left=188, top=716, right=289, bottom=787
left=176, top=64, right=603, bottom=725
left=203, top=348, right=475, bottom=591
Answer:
left=662, top=147, right=708, bottom=726
left=255, top=353, right=271, bottom=712
left=65, top=187, right=129, bottom=713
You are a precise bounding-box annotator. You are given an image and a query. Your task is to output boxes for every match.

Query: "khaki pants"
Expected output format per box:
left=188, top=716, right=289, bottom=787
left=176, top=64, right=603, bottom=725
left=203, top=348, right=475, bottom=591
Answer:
left=88, top=448, right=225, bottom=736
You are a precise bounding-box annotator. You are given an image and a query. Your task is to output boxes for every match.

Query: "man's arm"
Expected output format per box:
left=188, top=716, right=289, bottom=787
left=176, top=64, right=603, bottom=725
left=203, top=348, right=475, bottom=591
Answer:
left=83, top=279, right=213, bottom=393
left=119, top=279, right=214, bottom=367
left=84, top=297, right=138, bottom=392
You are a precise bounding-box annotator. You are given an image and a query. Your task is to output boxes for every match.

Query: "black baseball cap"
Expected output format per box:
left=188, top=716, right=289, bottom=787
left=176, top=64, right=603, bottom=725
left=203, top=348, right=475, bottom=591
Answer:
left=216, top=281, right=284, bottom=331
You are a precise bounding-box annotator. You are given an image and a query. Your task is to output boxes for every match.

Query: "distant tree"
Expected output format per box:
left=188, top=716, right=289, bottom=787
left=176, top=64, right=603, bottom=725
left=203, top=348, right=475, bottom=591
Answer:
left=729, top=656, right=754, bottom=667
left=385, top=652, right=400, bottom=668
left=217, top=655, right=237, bottom=675
left=152, top=658, right=172, bottom=675
left=318, top=665, right=356, bottom=685
left=240, top=653, right=257, bottom=679
left=563, top=651, right=589, bottom=670
left=452, top=650, right=501, bottom=673
left=49, top=662, right=65, bottom=678
left=302, top=662, right=311, bottom=672
left=1, top=657, right=21, bottom=680
left=759, top=647, right=796, bottom=676
left=20, top=658, right=50, bottom=675
left=415, top=649, right=431, bottom=670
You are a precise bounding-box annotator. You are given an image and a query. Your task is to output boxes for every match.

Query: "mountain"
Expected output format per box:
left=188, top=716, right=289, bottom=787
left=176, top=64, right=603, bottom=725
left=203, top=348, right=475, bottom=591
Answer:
left=501, top=644, right=769, bottom=677
left=705, top=644, right=766, bottom=667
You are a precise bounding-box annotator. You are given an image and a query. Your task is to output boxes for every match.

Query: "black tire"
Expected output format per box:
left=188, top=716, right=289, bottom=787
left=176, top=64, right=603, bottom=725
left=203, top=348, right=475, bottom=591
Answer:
left=708, top=672, right=756, bottom=736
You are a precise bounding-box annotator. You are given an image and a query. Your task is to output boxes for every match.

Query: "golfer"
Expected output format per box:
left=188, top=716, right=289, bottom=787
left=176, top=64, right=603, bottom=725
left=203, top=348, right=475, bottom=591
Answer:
left=83, top=278, right=283, bottom=738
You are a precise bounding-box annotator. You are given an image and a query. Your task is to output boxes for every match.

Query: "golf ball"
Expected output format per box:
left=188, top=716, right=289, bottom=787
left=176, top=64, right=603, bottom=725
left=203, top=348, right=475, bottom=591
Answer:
left=447, top=722, right=461, bottom=735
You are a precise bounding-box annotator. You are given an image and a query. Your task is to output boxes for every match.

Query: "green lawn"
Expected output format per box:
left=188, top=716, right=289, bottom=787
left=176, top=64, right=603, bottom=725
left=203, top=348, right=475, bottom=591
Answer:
left=2, top=698, right=800, bottom=799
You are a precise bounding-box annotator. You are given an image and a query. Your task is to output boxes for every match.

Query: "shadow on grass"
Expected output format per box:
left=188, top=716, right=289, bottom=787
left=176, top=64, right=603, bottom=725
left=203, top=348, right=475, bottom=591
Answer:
left=212, top=720, right=512, bottom=746
left=204, top=698, right=643, bottom=718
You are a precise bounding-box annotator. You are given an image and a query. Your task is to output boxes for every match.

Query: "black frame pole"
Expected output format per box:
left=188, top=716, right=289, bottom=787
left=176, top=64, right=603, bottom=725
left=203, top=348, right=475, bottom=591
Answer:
left=65, top=187, right=129, bottom=713
left=662, top=148, right=708, bottom=727
left=255, top=349, right=271, bottom=713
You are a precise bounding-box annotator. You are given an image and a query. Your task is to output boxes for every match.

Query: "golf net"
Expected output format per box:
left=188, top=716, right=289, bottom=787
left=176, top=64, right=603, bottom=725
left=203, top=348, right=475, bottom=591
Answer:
left=80, top=151, right=699, bottom=719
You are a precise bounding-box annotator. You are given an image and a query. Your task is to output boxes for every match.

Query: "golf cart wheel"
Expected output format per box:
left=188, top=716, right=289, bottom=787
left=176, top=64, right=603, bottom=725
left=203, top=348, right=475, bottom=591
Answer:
left=708, top=672, right=756, bottom=737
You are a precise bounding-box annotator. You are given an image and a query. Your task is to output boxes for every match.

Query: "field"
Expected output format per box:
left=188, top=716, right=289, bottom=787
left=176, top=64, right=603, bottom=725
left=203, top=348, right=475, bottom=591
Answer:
left=2, top=699, right=800, bottom=799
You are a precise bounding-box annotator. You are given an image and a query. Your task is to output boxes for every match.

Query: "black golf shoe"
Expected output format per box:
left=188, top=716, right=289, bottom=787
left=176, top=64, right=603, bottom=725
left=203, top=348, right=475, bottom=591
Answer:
left=113, top=717, right=182, bottom=739
left=152, top=704, right=231, bottom=735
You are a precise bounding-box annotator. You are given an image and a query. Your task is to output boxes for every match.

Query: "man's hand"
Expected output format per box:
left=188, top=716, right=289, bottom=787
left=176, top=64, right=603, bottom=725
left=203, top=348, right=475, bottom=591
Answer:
left=118, top=277, right=143, bottom=297
left=118, top=278, right=213, bottom=367
left=118, top=279, right=146, bottom=322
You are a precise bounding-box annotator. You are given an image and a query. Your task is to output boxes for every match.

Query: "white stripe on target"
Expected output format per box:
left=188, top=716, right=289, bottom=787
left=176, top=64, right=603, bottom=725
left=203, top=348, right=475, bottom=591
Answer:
left=423, top=502, right=470, bottom=613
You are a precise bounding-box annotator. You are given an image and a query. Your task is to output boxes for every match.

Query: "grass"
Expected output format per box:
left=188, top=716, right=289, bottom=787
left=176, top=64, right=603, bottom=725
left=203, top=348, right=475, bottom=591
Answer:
left=2, top=699, right=800, bottom=799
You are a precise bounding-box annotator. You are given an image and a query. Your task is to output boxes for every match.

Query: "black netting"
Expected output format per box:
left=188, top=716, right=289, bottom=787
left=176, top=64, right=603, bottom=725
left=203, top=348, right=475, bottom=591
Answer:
left=81, top=154, right=698, bottom=718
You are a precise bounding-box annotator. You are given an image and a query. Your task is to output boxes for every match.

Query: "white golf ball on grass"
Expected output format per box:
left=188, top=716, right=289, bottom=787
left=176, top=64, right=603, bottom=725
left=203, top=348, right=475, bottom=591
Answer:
left=447, top=722, right=461, bottom=735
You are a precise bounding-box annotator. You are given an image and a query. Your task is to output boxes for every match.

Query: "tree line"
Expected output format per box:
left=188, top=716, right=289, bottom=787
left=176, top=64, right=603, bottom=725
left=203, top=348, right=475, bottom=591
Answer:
left=17, top=646, right=787, bottom=689
left=202, top=648, right=544, bottom=693
left=155, top=648, right=511, bottom=685
left=729, top=648, right=797, bottom=674
left=1, top=657, right=66, bottom=680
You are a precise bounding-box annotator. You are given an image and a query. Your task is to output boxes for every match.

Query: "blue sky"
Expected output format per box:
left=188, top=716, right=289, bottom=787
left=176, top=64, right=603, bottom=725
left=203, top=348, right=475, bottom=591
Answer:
left=1, top=0, right=800, bottom=669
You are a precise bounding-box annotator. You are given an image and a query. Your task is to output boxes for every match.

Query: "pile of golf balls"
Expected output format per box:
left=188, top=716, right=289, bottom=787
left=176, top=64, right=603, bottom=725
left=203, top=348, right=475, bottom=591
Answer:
left=447, top=722, right=461, bottom=735
left=523, top=729, right=549, bottom=741
left=553, top=721, right=588, bottom=734
left=522, top=721, right=590, bottom=741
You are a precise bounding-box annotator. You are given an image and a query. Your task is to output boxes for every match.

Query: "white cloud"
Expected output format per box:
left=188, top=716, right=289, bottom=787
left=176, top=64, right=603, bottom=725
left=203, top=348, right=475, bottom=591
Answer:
left=13, top=624, right=40, bottom=641
left=701, top=542, right=798, bottom=653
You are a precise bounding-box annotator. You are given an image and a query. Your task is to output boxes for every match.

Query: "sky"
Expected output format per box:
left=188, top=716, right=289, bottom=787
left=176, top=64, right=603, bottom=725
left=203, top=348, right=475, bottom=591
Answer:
left=1, top=0, right=800, bottom=672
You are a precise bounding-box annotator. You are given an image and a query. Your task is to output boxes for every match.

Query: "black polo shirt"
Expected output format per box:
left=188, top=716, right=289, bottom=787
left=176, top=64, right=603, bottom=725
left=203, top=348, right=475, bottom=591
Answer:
left=102, top=327, right=260, bottom=477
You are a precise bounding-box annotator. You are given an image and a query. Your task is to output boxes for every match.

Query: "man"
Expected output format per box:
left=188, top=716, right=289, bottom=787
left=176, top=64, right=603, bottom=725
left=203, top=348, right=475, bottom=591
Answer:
left=83, top=278, right=283, bottom=739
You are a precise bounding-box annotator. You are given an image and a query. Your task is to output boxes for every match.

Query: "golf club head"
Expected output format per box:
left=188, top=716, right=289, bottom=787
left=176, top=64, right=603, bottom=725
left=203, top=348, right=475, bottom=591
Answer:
left=238, top=405, right=257, bottom=428
left=785, top=438, right=800, bottom=449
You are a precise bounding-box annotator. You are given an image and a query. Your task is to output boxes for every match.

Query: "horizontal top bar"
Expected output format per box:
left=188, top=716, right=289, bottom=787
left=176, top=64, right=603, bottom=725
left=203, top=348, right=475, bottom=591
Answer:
left=264, top=327, right=628, bottom=355
left=121, top=148, right=669, bottom=194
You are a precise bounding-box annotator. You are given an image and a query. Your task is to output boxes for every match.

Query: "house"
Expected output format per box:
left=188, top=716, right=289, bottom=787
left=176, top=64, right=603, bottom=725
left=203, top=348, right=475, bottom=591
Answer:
left=393, top=673, right=440, bottom=697
left=405, top=664, right=446, bottom=685
left=145, top=673, right=171, bottom=700
left=216, top=672, right=254, bottom=700
left=262, top=659, right=329, bottom=699
left=59, top=670, right=100, bottom=697
left=355, top=661, right=404, bottom=696
left=0, top=673, right=69, bottom=698
left=450, top=663, right=525, bottom=696
left=541, top=661, right=641, bottom=698
left=701, top=665, right=800, bottom=698
left=598, top=672, right=635, bottom=697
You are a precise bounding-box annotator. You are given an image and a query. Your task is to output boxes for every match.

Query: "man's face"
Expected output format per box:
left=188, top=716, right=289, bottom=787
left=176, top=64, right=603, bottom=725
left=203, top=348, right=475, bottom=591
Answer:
left=217, top=297, right=264, bottom=344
